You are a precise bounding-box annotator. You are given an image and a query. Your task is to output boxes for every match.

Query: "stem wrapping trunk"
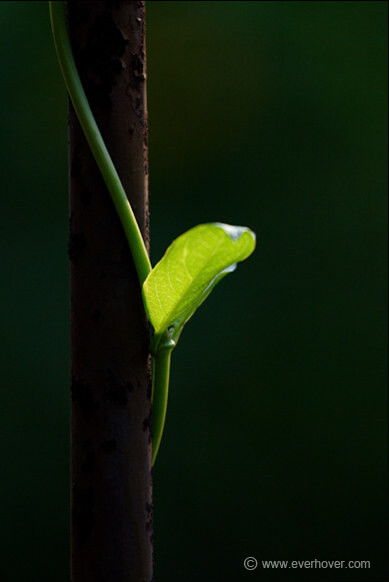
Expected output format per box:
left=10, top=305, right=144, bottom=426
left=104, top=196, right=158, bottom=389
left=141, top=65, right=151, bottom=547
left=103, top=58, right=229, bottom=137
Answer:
left=68, top=1, right=152, bottom=580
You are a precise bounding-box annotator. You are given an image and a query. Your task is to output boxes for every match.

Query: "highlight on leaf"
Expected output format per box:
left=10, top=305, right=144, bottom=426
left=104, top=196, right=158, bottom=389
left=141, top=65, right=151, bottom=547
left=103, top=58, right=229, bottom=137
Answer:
left=142, top=222, right=256, bottom=349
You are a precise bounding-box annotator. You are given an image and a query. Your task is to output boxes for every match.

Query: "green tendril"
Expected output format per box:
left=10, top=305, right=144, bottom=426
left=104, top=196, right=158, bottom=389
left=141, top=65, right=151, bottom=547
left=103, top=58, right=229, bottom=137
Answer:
left=49, top=1, right=151, bottom=285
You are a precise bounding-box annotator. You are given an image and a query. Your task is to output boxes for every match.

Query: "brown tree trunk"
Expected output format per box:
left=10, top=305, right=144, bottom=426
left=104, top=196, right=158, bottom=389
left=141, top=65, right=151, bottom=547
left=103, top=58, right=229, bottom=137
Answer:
left=68, top=1, right=152, bottom=580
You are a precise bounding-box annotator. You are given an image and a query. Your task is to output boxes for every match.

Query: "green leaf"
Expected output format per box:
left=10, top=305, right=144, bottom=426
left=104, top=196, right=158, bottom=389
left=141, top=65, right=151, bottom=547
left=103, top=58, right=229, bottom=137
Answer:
left=142, top=223, right=256, bottom=348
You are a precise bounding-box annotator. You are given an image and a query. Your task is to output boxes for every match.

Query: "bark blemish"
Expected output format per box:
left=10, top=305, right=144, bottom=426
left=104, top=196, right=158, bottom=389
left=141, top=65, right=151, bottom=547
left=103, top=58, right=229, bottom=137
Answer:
left=104, top=369, right=135, bottom=406
left=73, top=9, right=128, bottom=111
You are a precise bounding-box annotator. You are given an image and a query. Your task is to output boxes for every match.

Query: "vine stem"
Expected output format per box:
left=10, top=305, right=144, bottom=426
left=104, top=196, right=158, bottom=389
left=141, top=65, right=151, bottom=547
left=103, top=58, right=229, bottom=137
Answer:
left=50, top=0, right=170, bottom=466
left=151, top=348, right=172, bottom=465
left=49, top=1, right=151, bottom=285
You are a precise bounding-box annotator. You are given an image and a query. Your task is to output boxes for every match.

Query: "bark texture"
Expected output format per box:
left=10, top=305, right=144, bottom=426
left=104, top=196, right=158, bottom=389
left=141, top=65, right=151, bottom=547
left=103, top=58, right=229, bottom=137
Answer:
left=68, top=1, right=152, bottom=580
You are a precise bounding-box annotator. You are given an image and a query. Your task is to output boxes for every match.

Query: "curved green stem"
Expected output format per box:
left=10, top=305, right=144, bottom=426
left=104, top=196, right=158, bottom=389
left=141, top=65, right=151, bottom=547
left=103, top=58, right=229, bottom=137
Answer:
left=50, top=1, right=170, bottom=466
left=151, top=348, right=172, bottom=465
left=49, top=1, right=151, bottom=284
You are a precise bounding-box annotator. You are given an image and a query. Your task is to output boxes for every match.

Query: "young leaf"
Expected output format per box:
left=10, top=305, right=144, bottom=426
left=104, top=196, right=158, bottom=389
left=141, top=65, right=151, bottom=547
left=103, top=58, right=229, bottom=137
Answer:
left=142, top=223, right=256, bottom=348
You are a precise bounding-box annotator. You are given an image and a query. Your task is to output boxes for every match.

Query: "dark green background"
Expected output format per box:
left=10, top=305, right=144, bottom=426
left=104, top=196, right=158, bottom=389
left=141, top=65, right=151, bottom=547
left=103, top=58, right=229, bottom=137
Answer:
left=0, top=2, right=387, bottom=580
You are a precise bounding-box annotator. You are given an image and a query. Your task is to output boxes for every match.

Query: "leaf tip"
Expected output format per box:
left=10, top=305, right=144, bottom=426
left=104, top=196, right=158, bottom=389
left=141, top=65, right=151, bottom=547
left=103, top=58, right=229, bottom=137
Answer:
left=212, top=222, right=256, bottom=242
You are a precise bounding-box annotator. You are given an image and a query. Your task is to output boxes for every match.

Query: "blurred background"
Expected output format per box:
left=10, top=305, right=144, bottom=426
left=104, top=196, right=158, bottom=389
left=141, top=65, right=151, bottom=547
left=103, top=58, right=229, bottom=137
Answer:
left=0, top=2, right=387, bottom=580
